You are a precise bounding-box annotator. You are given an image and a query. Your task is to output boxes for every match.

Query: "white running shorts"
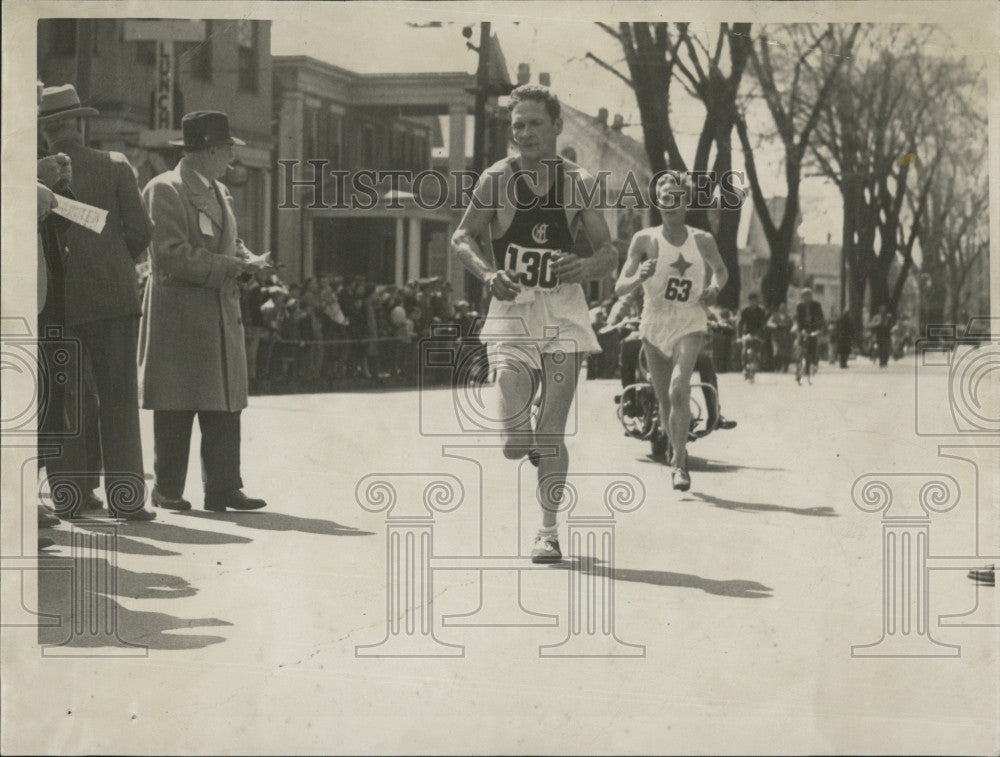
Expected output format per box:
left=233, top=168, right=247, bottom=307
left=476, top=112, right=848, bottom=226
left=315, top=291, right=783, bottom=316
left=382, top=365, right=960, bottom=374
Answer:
left=639, top=306, right=707, bottom=359
left=481, top=285, right=601, bottom=371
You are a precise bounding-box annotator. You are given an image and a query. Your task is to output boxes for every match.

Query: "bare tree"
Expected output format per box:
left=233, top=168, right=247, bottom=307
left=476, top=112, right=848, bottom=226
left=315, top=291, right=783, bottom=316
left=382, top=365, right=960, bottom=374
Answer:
left=808, top=25, right=979, bottom=337
left=735, top=23, right=860, bottom=308
left=590, top=22, right=752, bottom=310
left=916, top=139, right=990, bottom=326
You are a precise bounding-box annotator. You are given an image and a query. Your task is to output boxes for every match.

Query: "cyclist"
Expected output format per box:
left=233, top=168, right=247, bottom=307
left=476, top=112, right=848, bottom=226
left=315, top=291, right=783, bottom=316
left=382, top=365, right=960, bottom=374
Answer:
left=738, top=291, right=767, bottom=381
left=794, top=287, right=825, bottom=384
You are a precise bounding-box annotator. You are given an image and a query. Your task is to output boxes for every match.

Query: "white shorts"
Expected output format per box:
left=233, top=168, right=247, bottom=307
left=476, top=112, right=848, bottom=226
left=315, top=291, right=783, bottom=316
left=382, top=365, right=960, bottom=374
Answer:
left=481, top=285, right=601, bottom=371
left=639, top=306, right=707, bottom=359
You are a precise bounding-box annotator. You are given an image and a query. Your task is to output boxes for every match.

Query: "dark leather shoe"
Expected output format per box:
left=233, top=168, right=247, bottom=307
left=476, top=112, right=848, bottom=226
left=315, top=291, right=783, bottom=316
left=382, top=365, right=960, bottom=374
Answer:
left=82, top=491, right=105, bottom=510
left=717, top=416, right=738, bottom=430
left=112, top=507, right=157, bottom=522
left=38, top=505, right=60, bottom=529
left=152, top=488, right=192, bottom=511
left=204, top=490, right=267, bottom=512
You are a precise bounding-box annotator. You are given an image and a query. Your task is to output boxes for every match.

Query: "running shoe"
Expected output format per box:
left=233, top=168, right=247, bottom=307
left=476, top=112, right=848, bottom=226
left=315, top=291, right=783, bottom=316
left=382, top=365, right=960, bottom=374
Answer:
left=671, top=467, right=691, bottom=492
left=968, top=565, right=995, bottom=586
left=531, top=535, right=562, bottom=564
left=717, top=416, right=738, bottom=430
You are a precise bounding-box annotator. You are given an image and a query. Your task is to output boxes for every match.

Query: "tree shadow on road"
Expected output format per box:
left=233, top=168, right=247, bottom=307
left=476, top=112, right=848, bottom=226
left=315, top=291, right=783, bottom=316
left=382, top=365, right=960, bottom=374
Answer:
left=45, top=525, right=181, bottom=557
left=690, top=491, right=838, bottom=517
left=68, top=518, right=254, bottom=546
left=553, top=556, right=772, bottom=598
left=36, top=554, right=230, bottom=651
left=179, top=510, right=375, bottom=537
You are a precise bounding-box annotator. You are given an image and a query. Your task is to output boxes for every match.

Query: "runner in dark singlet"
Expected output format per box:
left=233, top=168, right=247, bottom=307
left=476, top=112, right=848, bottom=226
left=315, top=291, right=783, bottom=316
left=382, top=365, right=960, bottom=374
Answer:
left=451, top=84, right=617, bottom=563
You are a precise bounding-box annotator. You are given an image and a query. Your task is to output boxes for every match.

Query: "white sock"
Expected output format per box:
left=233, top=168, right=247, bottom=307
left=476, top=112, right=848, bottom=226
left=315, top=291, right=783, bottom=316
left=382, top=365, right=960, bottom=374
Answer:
left=537, top=524, right=558, bottom=539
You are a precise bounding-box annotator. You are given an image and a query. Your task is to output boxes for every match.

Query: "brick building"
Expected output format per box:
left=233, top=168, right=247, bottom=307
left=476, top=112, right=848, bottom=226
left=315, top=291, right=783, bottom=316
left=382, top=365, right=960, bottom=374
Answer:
left=37, top=18, right=274, bottom=253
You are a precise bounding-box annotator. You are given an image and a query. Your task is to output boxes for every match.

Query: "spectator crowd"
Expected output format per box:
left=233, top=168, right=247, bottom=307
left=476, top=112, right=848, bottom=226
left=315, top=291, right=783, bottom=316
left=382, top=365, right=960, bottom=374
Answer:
left=216, top=271, right=484, bottom=393
left=585, top=288, right=919, bottom=381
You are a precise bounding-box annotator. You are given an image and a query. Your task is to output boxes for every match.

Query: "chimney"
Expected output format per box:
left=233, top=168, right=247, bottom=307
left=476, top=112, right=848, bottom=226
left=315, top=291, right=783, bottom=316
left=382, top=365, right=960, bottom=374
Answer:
left=612, top=113, right=624, bottom=130
left=539, top=72, right=551, bottom=87
left=517, top=63, right=530, bottom=85
left=597, top=108, right=609, bottom=128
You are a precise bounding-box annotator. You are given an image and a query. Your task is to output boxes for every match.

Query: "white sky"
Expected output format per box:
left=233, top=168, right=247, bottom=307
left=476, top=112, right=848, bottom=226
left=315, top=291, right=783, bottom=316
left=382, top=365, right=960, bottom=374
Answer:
left=272, top=15, right=842, bottom=244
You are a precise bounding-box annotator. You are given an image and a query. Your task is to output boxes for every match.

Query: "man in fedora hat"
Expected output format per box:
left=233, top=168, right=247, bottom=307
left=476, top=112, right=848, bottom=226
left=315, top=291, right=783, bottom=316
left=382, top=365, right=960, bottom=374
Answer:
left=139, top=111, right=269, bottom=512
left=39, top=83, right=157, bottom=521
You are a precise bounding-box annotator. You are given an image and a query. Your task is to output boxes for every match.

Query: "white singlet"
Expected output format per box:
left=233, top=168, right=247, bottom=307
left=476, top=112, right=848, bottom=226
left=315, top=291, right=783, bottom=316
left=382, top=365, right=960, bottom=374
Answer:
left=638, top=225, right=709, bottom=358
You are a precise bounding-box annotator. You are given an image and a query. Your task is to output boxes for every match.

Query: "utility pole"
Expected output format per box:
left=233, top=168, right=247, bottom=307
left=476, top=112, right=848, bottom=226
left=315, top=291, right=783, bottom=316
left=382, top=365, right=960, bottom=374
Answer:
left=464, top=22, right=493, bottom=312
left=466, top=22, right=491, bottom=174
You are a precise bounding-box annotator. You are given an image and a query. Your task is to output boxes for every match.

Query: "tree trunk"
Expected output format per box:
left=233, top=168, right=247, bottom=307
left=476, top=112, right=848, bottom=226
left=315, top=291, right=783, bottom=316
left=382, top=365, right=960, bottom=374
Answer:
left=868, top=264, right=891, bottom=314
left=712, top=123, right=741, bottom=310
left=841, top=180, right=867, bottom=346
left=760, top=221, right=798, bottom=307
left=888, top=255, right=913, bottom=313
left=761, top=256, right=791, bottom=308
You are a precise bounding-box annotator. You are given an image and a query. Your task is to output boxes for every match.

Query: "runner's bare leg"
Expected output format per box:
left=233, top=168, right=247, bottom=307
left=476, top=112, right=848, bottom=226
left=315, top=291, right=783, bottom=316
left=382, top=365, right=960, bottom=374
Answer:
left=497, top=358, right=537, bottom=460
left=642, top=339, right=673, bottom=453
left=665, top=333, right=703, bottom=469
left=534, top=352, right=584, bottom=528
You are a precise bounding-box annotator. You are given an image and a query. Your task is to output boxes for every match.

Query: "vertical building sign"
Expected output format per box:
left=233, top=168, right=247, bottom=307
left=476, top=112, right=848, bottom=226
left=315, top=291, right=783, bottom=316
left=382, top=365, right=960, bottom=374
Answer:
left=155, top=41, right=175, bottom=129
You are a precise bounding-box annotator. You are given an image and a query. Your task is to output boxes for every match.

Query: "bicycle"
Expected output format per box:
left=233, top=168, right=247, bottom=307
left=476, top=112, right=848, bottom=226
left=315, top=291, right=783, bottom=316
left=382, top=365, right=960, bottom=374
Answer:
left=795, top=330, right=822, bottom=385
left=740, top=334, right=764, bottom=383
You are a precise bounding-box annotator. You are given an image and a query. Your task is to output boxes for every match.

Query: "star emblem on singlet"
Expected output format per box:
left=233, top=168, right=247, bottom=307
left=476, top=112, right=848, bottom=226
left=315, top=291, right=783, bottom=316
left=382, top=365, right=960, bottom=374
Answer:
left=669, top=253, right=692, bottom=277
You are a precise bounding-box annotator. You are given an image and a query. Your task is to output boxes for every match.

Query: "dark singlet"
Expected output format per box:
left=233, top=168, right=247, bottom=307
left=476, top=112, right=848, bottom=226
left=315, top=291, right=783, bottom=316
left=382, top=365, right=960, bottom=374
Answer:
left=491, top=159, right=574, bottom=291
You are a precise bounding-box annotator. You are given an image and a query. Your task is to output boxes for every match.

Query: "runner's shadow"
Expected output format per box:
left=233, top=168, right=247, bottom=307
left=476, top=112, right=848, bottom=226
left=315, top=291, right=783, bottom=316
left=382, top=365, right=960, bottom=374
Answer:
left=691, top=492, right=838, bottom=517
left=554, top=557, right=772, bottom=598
left=635, top=455, right=788, bottom=474
left=45, top=526, right=181, bottom=557
left=687, top=458, right=789, bottom=474
left=37, top=555, right=229, bottom=650
left=179, top=510, right=375, bottom=537
left=68, top=518, right=254, bottom=546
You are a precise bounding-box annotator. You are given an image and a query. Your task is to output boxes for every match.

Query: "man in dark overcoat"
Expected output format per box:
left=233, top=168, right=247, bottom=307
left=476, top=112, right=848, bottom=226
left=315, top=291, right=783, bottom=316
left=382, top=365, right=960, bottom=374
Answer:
left=39, top=84, right=156, bottom=520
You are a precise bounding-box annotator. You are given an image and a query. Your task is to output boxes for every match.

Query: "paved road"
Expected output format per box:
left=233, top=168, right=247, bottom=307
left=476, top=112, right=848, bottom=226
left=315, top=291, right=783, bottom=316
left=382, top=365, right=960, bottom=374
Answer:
left=4, top=358, right=997, bottom=754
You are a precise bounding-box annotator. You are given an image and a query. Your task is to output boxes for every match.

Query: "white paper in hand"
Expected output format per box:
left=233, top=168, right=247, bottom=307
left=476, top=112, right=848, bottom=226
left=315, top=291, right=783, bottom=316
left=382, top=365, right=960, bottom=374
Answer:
left=50, top=196, right=108, bottom=234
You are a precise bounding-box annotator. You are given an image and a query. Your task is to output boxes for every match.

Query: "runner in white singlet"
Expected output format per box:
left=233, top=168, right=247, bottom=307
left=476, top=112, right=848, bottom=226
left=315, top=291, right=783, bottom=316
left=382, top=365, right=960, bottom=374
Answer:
left=614, top=171, right=729, bottom=491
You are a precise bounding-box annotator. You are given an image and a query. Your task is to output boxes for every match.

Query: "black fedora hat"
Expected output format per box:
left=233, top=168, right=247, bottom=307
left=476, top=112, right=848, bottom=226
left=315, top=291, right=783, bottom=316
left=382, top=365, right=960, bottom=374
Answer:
left=169, top=111, right=246, bottom=148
